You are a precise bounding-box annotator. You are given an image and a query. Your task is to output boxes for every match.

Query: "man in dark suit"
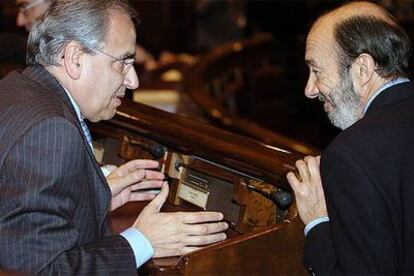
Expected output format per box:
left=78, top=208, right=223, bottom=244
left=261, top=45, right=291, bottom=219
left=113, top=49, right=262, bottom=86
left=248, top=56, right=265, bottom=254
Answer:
left=0, top=0, right=228, bottom=274
left=16, top=0, right=50, bottom=31
left=286, top=1, right=414, bottom=275
left=0, top=0, right=50, bottom=73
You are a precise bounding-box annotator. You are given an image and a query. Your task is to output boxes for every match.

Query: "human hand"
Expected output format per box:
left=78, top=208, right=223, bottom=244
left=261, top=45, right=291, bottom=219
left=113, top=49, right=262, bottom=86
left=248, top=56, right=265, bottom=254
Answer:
left=106, top=159, right=165, bottom=211
left=134, top=183, right=229, bottom=257
left=286, top=155, right=328, bottom=225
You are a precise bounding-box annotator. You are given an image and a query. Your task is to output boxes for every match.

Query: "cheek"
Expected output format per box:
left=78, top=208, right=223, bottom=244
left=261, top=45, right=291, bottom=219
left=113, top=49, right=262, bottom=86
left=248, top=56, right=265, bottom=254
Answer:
left=317, top=76, right=336, bottom=95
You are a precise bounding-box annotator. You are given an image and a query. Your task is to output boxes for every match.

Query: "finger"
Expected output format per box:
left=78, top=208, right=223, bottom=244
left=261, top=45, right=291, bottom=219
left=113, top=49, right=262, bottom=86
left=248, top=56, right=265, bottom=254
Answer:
left=144, top=170, right=165, bottom=180
left=130, top=180, right=164, bottom=191
left=287, top=171, right=301, bottom=192
left=179, top=246, right=202, bottom=256
left=120, top=169, right=164, bottom=186
left=112, top=160, right=160, bottom=177
left=181, top=222, right=228, bottom=235
left=128, top=192, right=157, bottom=202
left=143, top=182, right=169, bottom=213
left=125, top=159, right=160, bottom=172
left=295, top=159, right=311, bottom=183
left=316, top=155, right=321, bottom=164
left=305, top=157, right=322, bottom=184
left=181, top=212, right=224, bottom=224
left=183, top=233, right=227, bottom=246
left=153, top=245, right=198, bottom=258
left=108, top=169, right=148, bottom=191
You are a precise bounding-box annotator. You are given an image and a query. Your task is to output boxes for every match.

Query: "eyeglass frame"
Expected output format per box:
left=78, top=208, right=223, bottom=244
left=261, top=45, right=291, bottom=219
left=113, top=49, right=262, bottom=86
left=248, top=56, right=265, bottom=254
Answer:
left=89, top=47, right=136, bottom=75
left=17, top=0, right=46, bottom=14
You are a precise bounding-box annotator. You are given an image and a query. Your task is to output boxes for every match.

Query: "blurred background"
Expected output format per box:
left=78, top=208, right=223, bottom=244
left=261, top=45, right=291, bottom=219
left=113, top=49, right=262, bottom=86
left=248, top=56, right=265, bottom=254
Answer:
left=0, top=0, right=413, bottom=150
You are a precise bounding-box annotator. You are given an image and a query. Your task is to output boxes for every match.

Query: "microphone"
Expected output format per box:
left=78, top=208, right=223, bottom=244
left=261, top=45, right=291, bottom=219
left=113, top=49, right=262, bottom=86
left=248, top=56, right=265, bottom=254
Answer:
left=247, top=183, right=292, bottom=210
left=122, top=135, right=165, bottom=159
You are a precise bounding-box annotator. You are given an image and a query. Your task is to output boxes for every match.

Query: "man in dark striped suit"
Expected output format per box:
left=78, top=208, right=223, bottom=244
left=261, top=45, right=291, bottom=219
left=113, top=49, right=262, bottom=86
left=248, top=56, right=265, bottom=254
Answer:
left=0, top=0, right=228, bottom=274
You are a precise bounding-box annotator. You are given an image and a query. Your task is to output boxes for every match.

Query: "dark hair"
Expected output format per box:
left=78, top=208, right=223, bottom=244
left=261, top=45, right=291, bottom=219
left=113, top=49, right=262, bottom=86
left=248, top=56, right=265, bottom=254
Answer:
left=27, top=0, right=139, bottom=66
left=334, top=15, right=411, bottom=78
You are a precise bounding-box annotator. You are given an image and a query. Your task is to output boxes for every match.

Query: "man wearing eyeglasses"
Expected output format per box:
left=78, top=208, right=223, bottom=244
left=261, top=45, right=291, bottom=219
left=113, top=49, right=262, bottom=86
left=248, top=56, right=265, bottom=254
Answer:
left=0, top=0, right=228, bottom=274
left=16, top=0, right=50, bottom=31
left=0, top=0, right=49, bottom=72
left=0, top=0, right=156, bottom=74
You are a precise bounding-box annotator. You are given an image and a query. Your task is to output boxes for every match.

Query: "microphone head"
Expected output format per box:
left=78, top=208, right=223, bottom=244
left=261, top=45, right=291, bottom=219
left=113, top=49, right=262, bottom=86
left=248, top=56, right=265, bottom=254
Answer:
left=272, top=191, right=292, bottom=210
left=150, top=144, right=165, bottom=159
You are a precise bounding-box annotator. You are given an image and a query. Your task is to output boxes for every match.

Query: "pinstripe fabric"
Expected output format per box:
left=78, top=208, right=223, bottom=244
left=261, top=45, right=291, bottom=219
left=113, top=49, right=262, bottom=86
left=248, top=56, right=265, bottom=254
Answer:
left=0, top=66, right=137, bottom=274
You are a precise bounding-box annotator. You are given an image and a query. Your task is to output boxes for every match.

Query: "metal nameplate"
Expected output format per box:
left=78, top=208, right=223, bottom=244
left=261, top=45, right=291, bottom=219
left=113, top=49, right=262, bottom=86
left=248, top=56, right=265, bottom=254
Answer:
left=177, top=169, right=210, bottom=209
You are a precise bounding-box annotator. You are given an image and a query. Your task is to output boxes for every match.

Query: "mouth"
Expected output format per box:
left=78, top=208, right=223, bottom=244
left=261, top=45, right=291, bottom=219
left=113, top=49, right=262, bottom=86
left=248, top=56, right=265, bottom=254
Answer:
left=111, top=93, right=125, bottom=108
left=112, top=88, right=125, bottom=99
left=323, top=101, right=332, bottom=113
left=318, top=93, right=335, bottom=112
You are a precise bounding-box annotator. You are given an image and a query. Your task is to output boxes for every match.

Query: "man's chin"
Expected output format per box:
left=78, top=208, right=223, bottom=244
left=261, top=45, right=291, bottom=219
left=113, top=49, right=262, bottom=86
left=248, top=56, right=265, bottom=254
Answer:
left=328, top=111, right=358, bottom=130
left=93, top=109, right=118, bottom=122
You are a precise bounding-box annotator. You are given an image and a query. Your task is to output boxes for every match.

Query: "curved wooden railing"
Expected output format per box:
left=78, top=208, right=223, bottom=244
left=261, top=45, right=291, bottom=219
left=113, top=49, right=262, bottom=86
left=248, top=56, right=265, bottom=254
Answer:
left=181, top=33, right=318, bottom=155
left=94, top=99, right=312, bottom=191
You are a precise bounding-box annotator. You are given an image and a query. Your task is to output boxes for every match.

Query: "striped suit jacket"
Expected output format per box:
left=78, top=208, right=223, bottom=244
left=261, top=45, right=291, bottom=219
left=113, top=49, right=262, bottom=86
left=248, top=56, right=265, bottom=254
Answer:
left=0, top=66, right=137, bottom=274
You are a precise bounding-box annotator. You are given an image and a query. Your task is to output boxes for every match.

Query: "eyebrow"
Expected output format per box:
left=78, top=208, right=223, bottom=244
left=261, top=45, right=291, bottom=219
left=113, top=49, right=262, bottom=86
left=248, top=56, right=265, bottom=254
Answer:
left=119, top=52, right=136, bottom=60
left=124, top=53, right=136, bottom=60
left=305, top=59, right=315, bottom=66
left=305, top=59, right=322, bottom=69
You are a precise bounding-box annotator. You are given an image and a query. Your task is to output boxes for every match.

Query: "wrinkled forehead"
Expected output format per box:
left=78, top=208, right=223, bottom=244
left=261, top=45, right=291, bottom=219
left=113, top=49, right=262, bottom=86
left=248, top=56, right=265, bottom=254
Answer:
left=305, top=19, right=338, bottom=68
left=104, top=8, right=137, bottom=54
left=16, top=0, right=49, bottom=12
left=16, top=0, right=42, bottom=6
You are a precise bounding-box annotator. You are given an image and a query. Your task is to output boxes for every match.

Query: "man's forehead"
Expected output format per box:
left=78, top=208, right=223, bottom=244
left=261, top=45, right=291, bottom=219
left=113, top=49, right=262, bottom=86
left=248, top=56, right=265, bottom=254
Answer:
left=105, top=9, right=136, bottom=54
left=306, top=25, right=334, bottom=60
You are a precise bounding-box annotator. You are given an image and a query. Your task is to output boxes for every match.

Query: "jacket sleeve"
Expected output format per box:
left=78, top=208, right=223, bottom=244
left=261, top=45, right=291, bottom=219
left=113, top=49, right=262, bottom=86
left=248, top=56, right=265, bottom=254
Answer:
left=304, top=221, right=339, bottom=275
left=0, top=117, right=137, bottom=274
left=304, top=145, right=398, bottom=275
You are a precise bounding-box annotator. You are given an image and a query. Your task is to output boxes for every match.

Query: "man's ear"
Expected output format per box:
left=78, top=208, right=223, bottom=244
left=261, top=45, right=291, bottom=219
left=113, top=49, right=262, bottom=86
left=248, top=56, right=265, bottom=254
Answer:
left=61, top=41, right=85, bottom=80
left=352, top=53, right=377, bottom=87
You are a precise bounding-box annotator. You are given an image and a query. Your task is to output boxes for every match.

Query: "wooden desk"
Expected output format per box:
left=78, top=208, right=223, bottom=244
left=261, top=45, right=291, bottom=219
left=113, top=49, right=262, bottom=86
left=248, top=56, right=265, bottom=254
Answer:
left=92, top=99, right=316, bottom=275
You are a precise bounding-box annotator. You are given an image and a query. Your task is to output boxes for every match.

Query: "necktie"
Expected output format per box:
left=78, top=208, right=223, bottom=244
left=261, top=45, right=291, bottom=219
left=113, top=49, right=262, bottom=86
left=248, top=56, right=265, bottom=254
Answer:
left=80, top=119, right=93, bottom=150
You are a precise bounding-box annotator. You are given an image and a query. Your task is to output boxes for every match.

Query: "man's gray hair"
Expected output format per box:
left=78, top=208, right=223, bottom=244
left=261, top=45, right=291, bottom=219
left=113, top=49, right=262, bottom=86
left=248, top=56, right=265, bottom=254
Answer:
left=27, top=0, right=138, bottom=66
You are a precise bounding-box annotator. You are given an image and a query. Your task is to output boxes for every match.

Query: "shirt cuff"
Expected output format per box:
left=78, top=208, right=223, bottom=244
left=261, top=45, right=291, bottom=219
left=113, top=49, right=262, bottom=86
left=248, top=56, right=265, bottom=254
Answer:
left=120, top=228, right=154, bottom=268
left=304, top=216, right=330, bottom=236
left=100, top=164, right=118, bottom=177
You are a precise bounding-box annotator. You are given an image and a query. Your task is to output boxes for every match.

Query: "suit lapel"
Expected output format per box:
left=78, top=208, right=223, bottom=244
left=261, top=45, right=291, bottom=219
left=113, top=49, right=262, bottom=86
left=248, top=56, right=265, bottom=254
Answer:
left=23, top=66, right=111, bottom=230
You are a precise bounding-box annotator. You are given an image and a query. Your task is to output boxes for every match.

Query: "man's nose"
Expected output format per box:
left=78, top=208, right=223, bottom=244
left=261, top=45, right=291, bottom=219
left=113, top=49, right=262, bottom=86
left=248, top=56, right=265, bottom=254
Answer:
left=304, top=76, right=319, bottom=99
left=123, top=66, right=139, bottom=90
left=16, top=12, right=28, bottom=28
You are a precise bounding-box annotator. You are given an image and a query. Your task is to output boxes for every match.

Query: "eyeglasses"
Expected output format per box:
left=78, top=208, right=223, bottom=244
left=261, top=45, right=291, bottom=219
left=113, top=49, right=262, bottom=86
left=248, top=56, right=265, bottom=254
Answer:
left=17, top=0, right=46, bottom=14
left=89, top=48, right=135, bottom=75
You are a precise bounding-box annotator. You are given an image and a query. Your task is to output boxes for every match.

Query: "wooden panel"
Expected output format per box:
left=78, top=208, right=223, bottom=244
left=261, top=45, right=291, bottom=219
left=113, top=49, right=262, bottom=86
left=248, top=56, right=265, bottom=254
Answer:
left=92, top=99, right=313, bottom=275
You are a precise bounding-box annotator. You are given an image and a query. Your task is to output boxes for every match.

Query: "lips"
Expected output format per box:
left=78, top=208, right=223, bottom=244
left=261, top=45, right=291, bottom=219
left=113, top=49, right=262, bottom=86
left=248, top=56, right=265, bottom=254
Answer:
left=323, top=102, right=331, bottom=112
left=112, top=94, right=124, bottom=107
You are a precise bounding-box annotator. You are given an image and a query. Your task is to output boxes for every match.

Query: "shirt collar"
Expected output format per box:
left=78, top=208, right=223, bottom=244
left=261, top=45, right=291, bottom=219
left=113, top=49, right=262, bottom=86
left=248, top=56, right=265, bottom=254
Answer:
left=61, top=85, right=84, bottom=123
left=363, top=77, right=409, bottom=115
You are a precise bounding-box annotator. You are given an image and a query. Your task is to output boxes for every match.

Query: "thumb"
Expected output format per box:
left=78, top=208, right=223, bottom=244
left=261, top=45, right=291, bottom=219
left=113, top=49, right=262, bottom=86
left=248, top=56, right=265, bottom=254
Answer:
left=143, top=182, right=169, bottom=214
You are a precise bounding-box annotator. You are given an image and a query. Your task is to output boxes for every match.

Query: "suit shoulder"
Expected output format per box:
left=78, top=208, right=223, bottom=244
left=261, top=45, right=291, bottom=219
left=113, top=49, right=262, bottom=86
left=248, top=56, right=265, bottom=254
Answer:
left=0, top=71, right=70, bottom=122
left=324, top=95, right=414, bottom=180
